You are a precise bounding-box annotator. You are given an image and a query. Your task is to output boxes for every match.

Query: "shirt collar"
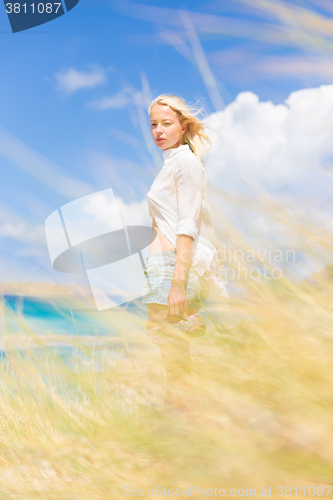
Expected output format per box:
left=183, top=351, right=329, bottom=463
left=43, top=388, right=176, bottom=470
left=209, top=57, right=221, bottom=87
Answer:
left=162, top=143, right=190, bottom=160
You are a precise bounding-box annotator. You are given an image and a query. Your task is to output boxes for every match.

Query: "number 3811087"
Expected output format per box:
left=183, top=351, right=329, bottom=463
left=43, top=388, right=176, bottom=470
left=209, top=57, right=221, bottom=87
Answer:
left=5, top=3, right=62, bottom=14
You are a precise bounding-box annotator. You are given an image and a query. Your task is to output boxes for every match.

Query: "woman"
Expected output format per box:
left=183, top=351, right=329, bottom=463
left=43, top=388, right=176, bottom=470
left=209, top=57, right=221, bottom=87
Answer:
left=142, top=94, right=229, bottom=410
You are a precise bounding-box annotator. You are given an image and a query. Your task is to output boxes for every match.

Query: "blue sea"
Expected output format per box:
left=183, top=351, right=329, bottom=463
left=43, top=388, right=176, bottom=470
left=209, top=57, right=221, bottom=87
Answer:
left=0, top=295, right=149, bottom=366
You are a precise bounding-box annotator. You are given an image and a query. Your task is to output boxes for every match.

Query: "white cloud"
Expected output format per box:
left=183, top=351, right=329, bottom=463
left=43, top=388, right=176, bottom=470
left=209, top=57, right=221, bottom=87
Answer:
left=114, top=195, right=151, bottom=226
left=205, top=85, right=333, bottom=196
left=56, top=189, right=150, bottom=249
left=55, top=66, right=106, bottom=95
left=0, top=221, right=45, bottom=245
left=88, top=90, right=130, bottom=110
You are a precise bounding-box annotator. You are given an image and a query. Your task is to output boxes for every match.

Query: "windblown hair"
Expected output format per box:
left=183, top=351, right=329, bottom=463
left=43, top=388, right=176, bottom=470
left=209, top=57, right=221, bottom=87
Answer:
left=148, top=94, right=215, bottom=165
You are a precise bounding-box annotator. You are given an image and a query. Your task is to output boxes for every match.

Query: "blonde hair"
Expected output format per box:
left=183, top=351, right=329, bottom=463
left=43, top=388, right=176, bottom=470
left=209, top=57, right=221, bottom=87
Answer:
left=148, top=94, right=215, bottom=166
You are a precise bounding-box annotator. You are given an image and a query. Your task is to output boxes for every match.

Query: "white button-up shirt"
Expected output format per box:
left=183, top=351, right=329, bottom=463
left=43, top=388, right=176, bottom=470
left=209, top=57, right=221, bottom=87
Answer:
left=147, top=144, right=229, bottom=299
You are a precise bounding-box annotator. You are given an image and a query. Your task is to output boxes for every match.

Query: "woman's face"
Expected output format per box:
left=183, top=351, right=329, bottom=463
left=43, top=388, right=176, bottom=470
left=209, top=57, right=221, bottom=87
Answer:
left=149, top=103, right=186, bottom=150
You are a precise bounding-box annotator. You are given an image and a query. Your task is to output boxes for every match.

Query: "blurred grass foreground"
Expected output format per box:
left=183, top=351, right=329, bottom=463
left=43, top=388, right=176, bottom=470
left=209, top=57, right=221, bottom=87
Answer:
left=0, top=190, right=333, bottom=498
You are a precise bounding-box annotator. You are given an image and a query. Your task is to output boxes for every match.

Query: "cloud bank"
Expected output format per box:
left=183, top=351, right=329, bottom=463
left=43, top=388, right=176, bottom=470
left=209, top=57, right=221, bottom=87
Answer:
left=205, top=85, right=333, bottom=198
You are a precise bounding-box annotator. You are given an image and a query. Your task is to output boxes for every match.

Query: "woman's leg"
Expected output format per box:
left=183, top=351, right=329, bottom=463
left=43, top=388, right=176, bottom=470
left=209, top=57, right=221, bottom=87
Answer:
left=147, top=302, right=199, bottom=408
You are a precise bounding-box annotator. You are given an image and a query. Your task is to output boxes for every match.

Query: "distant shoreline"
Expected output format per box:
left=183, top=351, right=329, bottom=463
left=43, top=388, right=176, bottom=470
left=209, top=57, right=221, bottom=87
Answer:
left=0, top=282, right=93, bottom=300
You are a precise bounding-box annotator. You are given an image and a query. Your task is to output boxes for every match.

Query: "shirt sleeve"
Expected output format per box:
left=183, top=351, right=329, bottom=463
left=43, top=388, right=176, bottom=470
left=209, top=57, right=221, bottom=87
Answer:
left=174, top=154, right=205, bottom=241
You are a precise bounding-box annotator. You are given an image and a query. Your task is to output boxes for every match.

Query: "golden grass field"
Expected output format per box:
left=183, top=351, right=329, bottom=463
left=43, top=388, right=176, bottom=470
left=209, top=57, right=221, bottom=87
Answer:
left=0, top=187, right=332, bottom=499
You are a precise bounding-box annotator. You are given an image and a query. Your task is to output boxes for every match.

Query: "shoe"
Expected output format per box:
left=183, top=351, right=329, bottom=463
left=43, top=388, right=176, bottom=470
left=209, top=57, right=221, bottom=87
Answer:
left=146, top=313, right=206, bottom=345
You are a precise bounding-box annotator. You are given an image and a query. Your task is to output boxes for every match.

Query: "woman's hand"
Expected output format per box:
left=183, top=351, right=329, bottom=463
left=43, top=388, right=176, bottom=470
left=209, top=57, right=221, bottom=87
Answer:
left=167, top=280, right=188, bottom=320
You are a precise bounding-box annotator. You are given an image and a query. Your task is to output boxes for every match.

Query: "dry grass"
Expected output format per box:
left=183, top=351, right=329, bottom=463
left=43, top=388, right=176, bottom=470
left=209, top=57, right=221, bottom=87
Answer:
left=0, top=214, right=333, bottom=498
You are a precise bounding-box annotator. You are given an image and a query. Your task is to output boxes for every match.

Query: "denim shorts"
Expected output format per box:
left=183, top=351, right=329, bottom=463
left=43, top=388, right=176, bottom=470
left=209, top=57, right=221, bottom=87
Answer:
left=141, top=250, right=209, bottom=308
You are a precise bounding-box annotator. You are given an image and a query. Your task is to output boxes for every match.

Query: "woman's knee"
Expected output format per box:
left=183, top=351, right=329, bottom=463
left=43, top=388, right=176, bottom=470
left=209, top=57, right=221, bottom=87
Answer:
left=147, top=303, right=169, bottom=320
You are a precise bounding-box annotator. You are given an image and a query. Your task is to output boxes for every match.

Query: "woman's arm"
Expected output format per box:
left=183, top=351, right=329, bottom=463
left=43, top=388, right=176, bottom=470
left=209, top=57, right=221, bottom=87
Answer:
left=167, top=155, right=205, bottom=319
left=168, top=234, right=194, bottom=318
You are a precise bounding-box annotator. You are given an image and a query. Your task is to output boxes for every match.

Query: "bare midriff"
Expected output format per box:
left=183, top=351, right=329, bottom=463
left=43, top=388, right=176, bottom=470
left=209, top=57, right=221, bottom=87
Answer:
left=149, top=218, right=176, bottom=253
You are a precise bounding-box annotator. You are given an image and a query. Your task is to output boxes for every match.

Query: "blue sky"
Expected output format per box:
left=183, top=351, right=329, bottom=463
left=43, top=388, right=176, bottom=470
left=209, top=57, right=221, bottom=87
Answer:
left=0, top=0, right=333, bottom=287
